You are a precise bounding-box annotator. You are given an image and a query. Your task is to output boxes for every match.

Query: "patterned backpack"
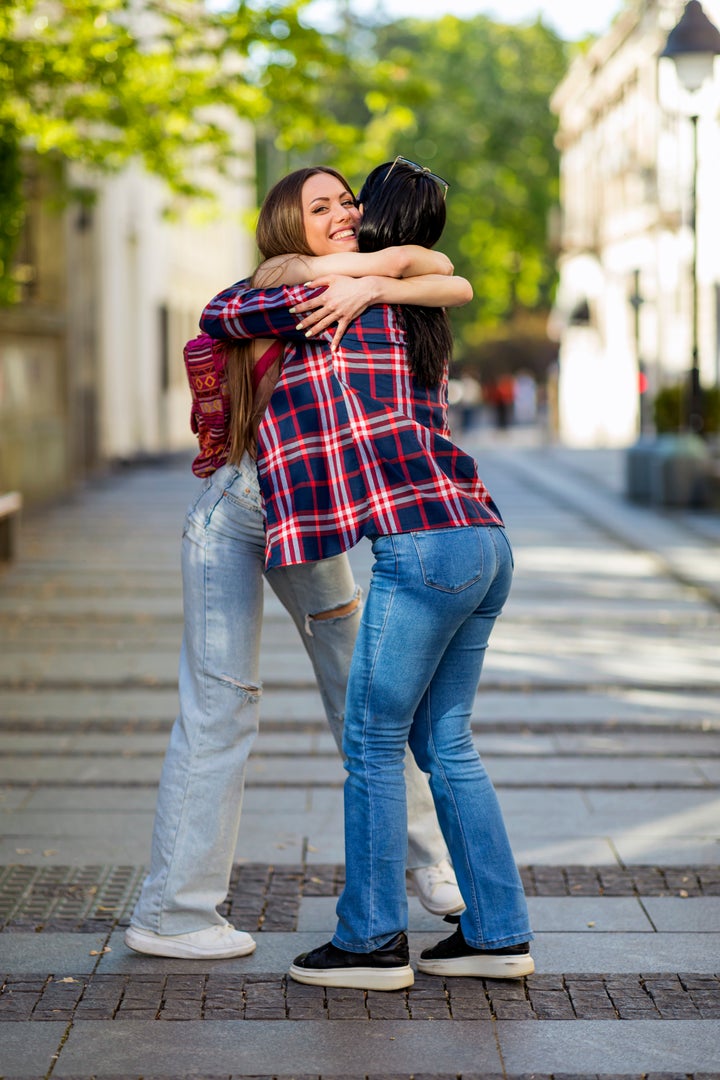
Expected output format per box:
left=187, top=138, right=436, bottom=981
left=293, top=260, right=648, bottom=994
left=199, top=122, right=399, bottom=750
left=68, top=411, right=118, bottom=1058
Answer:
left=183, top=333, right=283, bottom=478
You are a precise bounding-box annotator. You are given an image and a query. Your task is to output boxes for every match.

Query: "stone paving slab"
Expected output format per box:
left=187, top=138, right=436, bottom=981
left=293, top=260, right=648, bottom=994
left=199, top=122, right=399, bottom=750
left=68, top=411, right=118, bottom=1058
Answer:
left=506, top=790, right=719, bottom=844
left=0, top=834, right=159, bottom=867
left=0, top=652, right=183, bottom=683
left=296, top=896, right=656, bottom=933
left=11, top=786, right=309, bottom=814
left=8, top=787, right=160, bottom=812
left=0, top=810, right=339, bottom=862
left=45, top=1017, right=720, bottom=1076
left=643, top=897, right=720, bottom=932
left=515, top=836, right=720, bottom=868
left=488, top=444, right=720, bottom=607
left=551, top=732, right=720, bottom=756
left=0, top=687, right=181, bottom=723
left=0, top=758, right=168, bottom=785
left=0, top=733, right=175, bottom=755
left=1, top=731, right=322, bottom=757
left=0, top=730, right=321, bottom=756
left=0, top=595, right=184, bottom=618
left=578, top=789, right=720, bottom=829
left=487, top=624, right=720, bottom=688
left=458, top=756, right=712, bottom=787
left=0, top=789, right=30, bottom=811
left=523, top=933, right=720, bottom=974
left=247, top=753, right=715, bottom=789
left=2, top=752, right=713, bottom=789
left=0, top=1020, right=66, bottom=1076
left=52, top=1019, right=505, bottom=1076
left=498, top=1019, right=720, bottom=1073
left=3, top=801, right=717, bottom=868
left=4, top=747, right=718, bottom=790
left=4, top=618, right=719, bottom=687
left=0, top=814, right=705, bottom=869
left=476, top=688, right=720, bottom=727
left=0, top=933, right=109, bottom=973
left=695, top=760, right=720, bottom=784
left=79, top=930, right=720, bottom=975
left=2, top=686, right=718, bottom=728
left=504, top=591, right=711, bottom=616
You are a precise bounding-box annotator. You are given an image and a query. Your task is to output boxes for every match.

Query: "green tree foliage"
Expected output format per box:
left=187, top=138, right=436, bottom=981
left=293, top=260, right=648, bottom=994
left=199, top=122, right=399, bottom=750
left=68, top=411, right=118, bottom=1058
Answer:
left=359, top=15, right=568, bottom=358
left=0, top=0, right=363, bottom=302
left=0, top=122, right=25, bottom=305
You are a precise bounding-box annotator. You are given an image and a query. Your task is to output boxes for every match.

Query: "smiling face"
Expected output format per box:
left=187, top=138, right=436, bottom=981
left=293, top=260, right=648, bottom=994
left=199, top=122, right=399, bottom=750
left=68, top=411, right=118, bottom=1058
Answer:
left=301, top=173, right=361, bottom=256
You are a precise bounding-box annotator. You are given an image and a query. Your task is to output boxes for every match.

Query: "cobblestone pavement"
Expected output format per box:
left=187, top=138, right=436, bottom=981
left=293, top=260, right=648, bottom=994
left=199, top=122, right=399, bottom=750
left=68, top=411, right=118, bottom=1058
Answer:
left=1, top=434, right=719, bottom=1079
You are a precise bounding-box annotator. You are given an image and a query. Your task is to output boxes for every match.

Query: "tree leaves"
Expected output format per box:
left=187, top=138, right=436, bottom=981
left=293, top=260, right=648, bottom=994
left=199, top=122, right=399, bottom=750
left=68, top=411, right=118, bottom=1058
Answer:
left=368, top=14, right=568, bottom=350
left=0, top=0, right=364, bottom=299
left=1, top=1, right=569, bottom=346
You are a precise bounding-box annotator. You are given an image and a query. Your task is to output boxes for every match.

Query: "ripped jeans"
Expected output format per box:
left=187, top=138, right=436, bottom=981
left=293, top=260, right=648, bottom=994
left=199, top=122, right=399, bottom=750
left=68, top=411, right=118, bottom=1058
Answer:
left=131, top=458, right=448, bottom=935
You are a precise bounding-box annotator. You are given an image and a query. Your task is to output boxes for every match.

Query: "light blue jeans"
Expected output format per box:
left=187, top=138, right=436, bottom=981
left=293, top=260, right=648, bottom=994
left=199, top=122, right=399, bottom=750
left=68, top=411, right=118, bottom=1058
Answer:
left=132, top=458, right=449, bottom=934
left=334, top=525, right=532, bottom=953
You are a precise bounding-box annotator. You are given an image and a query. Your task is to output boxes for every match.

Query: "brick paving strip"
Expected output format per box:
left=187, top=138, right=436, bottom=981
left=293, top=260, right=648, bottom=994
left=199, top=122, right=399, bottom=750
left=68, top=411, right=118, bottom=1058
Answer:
left=1, top=969, right=719, bottom=1023
left=1, top=864, right=719, bottom=934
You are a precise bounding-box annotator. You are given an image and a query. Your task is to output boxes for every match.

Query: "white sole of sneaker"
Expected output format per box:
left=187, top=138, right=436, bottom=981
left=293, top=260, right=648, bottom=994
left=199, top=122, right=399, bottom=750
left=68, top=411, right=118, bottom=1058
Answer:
left=288, top=963, right=414, bottom=991
left=417, top=953, right=534, bottom=979
left=415, top=898, right=466, bottom=916
left=123, top=927, right=257, bottom=960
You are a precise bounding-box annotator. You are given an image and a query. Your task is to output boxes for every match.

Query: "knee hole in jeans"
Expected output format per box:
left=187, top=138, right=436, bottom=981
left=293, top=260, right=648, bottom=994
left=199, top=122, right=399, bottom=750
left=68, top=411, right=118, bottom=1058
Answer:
left=217, top=673, right=262, bottom=701
left=303, top=587, right=362, bottom=638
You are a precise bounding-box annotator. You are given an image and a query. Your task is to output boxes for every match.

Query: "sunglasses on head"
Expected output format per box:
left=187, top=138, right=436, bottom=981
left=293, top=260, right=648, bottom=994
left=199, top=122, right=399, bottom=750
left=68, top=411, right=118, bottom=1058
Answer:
left=383, top=156, right=449, bottom=200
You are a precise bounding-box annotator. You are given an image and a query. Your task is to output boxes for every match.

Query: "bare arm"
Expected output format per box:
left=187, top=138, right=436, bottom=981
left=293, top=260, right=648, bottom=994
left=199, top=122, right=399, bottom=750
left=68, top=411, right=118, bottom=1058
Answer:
left=254, top=245, right=453, bottom=288
left=291, top=273, right=473, bottom=349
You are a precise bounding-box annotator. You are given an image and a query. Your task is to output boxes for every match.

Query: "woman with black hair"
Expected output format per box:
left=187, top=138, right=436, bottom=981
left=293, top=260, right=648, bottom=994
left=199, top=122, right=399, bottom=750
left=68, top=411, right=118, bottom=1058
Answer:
left=202, top=159, right=534, bottom=991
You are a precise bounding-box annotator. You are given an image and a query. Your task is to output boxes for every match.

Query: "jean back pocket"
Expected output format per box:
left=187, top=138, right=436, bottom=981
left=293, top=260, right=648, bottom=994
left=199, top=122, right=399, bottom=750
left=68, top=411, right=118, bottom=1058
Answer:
left=411, top=528, right=483, bottom=593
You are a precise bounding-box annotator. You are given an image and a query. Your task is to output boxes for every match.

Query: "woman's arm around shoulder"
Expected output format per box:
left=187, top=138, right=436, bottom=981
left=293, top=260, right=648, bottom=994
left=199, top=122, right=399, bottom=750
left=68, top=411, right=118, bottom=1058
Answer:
left=293, top=273, right=473, bottom=348
left=254, top=245, right=453, bottom=288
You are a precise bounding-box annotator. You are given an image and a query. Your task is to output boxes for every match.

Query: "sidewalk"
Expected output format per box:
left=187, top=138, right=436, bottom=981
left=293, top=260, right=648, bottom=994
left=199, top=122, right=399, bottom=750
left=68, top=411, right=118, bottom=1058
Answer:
left=1, top=434, right=719, bottom=1079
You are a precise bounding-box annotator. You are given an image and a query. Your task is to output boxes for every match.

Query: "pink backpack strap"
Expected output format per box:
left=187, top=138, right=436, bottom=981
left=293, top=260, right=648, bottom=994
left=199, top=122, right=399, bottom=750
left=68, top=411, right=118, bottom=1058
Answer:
left=252, top=340, right=284, bottom=391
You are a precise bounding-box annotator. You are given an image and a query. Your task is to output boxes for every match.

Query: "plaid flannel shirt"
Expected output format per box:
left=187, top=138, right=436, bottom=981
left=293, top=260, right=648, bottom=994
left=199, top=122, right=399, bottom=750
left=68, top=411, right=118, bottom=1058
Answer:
left=201, top=281, right=503, bottom=569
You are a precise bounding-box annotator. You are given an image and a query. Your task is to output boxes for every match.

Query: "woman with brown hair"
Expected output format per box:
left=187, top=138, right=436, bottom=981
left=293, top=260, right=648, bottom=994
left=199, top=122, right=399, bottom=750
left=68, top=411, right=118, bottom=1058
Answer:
left=124, top=166, right=471, bottom=961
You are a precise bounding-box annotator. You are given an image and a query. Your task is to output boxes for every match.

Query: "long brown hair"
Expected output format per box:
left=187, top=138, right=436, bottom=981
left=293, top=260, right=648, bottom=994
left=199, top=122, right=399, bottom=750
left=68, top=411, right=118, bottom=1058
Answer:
left=226, top=167, right=355, bottom=463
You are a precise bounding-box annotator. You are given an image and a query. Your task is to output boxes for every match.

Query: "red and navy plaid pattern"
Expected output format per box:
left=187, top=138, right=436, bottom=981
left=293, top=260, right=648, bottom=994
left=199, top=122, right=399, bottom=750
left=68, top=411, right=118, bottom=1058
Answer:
left=201, top=282, right=503, bottom=568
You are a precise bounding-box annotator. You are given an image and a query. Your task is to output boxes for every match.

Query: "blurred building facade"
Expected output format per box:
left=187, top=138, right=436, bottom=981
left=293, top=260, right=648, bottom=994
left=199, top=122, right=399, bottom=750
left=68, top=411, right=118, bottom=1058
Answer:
left=551, top=0, right=720, bottom=446
left=0, top=146, right=254, bottom=504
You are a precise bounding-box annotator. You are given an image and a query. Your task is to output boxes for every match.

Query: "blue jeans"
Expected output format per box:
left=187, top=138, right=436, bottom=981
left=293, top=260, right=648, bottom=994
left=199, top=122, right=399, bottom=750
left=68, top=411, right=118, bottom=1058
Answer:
left=132, top=459, right=449, bottom=934
left=334, top=525, right=532, bottom=953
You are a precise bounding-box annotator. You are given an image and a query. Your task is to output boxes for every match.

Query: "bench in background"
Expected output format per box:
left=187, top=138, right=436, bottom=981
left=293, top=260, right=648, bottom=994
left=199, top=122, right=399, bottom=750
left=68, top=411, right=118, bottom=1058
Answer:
left=0, top=491, right=22, bottom=562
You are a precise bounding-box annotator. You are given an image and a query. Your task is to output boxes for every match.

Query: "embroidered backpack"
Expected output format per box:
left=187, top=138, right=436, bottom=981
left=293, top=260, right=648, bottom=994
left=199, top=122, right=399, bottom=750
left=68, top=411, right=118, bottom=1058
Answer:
left=183, top=333, right=283, bottom=478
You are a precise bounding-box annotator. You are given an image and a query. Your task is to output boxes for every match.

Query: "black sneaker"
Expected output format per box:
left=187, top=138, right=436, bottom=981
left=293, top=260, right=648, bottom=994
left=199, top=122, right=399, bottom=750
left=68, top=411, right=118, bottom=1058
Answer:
left=289, top=931, right=414, bottom=991
left=418, top=925, right=534, bottom=979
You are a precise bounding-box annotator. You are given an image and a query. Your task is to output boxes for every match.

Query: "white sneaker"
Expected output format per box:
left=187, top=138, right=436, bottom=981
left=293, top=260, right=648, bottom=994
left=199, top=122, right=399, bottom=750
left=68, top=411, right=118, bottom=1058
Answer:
left=124, top=923, right=257, bottom=959
left=408, top=858, right=465, bottom=916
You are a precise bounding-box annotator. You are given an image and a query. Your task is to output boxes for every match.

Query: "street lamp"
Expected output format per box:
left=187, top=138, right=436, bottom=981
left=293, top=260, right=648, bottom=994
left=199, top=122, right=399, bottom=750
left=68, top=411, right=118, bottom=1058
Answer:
left=660, top=0, right=720, bottom=433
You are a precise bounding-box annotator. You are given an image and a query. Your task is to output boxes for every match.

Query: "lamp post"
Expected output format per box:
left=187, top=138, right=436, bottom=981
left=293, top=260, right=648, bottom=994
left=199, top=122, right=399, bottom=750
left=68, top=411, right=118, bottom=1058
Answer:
left=660, top=0, right=720, bottom=434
